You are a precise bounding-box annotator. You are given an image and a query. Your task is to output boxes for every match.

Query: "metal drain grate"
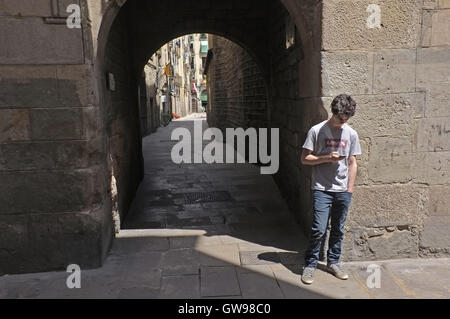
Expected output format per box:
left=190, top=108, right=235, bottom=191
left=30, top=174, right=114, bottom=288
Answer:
left=182, top=191, right=232, bottom=204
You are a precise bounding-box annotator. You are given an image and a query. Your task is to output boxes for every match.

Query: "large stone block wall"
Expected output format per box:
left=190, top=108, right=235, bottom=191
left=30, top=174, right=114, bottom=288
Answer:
left=102, top=7, right=144, bottom=225
left=320, top=0, right=450, bottom=261
left=268, top=0, right=325, bottom=236
left=0, top=0, right=113, bottom=274
left=206, top=36, right=268, bottom=132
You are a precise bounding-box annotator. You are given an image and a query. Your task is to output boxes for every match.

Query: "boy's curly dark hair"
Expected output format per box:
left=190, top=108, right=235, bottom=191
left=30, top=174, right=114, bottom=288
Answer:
left=331, top=94, right=356, bottom=117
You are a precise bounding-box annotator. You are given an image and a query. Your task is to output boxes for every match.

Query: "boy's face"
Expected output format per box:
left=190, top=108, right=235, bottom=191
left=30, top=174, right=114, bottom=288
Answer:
left=333, top=113, right=350, bottom=124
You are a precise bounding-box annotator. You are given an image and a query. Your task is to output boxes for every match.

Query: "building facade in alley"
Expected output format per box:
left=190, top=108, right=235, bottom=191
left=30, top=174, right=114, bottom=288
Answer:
left=138, top=34, right=209, bottom=137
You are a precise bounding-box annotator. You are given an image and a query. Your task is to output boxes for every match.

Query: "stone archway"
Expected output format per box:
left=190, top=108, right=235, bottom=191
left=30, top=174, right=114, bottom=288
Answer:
left=83, top=0, right=450, bottom=265
left=0, top=0, right=324, bottom=274
left=92, top=0, right=324, bottom=271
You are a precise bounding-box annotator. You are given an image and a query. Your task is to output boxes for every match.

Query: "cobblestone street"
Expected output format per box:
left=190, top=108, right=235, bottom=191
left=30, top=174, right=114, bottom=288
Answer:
left=1, top=114, right=450, bottom=299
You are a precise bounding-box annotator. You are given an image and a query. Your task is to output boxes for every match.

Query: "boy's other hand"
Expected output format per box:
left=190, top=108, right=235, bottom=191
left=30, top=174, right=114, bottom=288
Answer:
left=329, top=152, right=345, bottom=162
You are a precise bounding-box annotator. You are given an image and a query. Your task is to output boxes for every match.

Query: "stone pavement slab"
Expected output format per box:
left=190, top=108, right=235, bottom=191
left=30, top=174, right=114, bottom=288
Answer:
left=200, top=266, right=241, bottom=297
left=237, top=271, right=285, bottom=299
left=159, top=275, right=200, bottom=299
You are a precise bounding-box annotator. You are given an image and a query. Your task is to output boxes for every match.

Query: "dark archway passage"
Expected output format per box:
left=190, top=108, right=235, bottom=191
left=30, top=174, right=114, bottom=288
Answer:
left=93, top=0, right=325, bottom=296
left=98, top=0, right=324, bottom=243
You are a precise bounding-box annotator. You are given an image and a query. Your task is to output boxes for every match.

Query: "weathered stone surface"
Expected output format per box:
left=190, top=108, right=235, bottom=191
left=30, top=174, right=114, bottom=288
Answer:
left=0, top=78, right=59, bottom=108
left=342, top=227, right=373, bottom=261
left=355, top=139, right=369, bottom=185
left=237, top=271, right=284, bottom=299
left=0, top=211, right=103, bottom=274
left=423, top=0, right=440, bottom=9
left=347, top=94, right=420, bottom=138
left=431, top=9, right=450, bottom=46
left=429, top=185, right=450, bottom=215
left=421, top=216, right=450, bottom=248
left=368, top=137, right=413, bottom=183
left=373, top=49, right=416, bottom=94
left=417, top=47, right=450, bottom=86
left=0, top=0, right=52, bottom=17
left=0, top=214, right=27, bottom=251
left=321, top=51, right=372, bottom=96
left=197, top=244, right=240, bottom=266
left=410, top=92, right=426, bottom=119
left=0, top=65, right=95, bottom=108
left=348, top=185, right=429, bottom=227
left=0, top=66, right=59, bottom=108
left=118, top=255, right=162, bottom=289
left=440, top=0, right=450, bottom=8
left=414, top=151, right=450, bottom=184
left=426, top=0, right=450, bottom=8
left=424, top=83, right=450, bottom=117
left=367, top=228, right=419, bottom=259
left=207, top=36, right=268, bottom=130
left=343, top=226, right=420, bottom=261
left=421, top=10, right=434, bottom=47
left=416, top=118, right=450, bottom=152
left=0, top=17, right=83, bottom=64
left=30, top=108, right=83, bottom=140
left=82, top=107, right=105, bottom=143
left=0, top=109, right=30, bottom=142
left=161, top=249, right=200, bottom=269
left=200, top=266, right=240, bottom=297
left=0, top=171, right=100, bottom=214
left=323, top=0, right=422, bottom=50
left=57, top=65, right=95, bottom=107
left=0, top=141, right=90, bottom=171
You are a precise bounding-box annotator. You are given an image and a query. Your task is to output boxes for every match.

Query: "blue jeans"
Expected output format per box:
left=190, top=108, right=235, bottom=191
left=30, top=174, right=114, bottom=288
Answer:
left=304, top=190, right=352, bottom=268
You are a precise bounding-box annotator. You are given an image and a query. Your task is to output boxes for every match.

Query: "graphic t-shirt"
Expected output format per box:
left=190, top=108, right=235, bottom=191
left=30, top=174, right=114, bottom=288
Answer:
left=302, top=120, right=362, bottom=192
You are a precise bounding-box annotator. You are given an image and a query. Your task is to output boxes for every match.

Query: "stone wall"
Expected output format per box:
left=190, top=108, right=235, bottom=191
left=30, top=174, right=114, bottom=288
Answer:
left=0, top=0, right=112, bottom=274
left=206, top=36, right=268, bottom=131
left=103, top=7, right=144, bottom=226
left=320, top=0, right=450, bottom=261
left=268, top=0, right=325, bottom=236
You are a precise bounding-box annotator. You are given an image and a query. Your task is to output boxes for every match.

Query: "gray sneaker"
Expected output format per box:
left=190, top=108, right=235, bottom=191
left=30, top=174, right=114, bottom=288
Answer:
left=327, top=263, right=349, bottom=280
left=301, top=266, right=315, bottom=284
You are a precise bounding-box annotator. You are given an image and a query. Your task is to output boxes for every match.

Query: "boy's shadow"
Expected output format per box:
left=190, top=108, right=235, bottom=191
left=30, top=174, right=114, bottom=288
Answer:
left=257, top=226, right=332, bottom=276
left=257, top=252, right=332, bottom=275
left=257, top=252, right=304, bottom=275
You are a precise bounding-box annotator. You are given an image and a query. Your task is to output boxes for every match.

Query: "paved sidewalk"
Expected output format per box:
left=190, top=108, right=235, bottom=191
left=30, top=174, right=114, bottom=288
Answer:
left=1, top=114, right=449, bottom=299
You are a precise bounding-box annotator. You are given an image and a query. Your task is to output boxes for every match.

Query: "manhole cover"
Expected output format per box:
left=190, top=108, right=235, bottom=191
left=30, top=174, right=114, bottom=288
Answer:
left=182, top=191, right=232, bottom=204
